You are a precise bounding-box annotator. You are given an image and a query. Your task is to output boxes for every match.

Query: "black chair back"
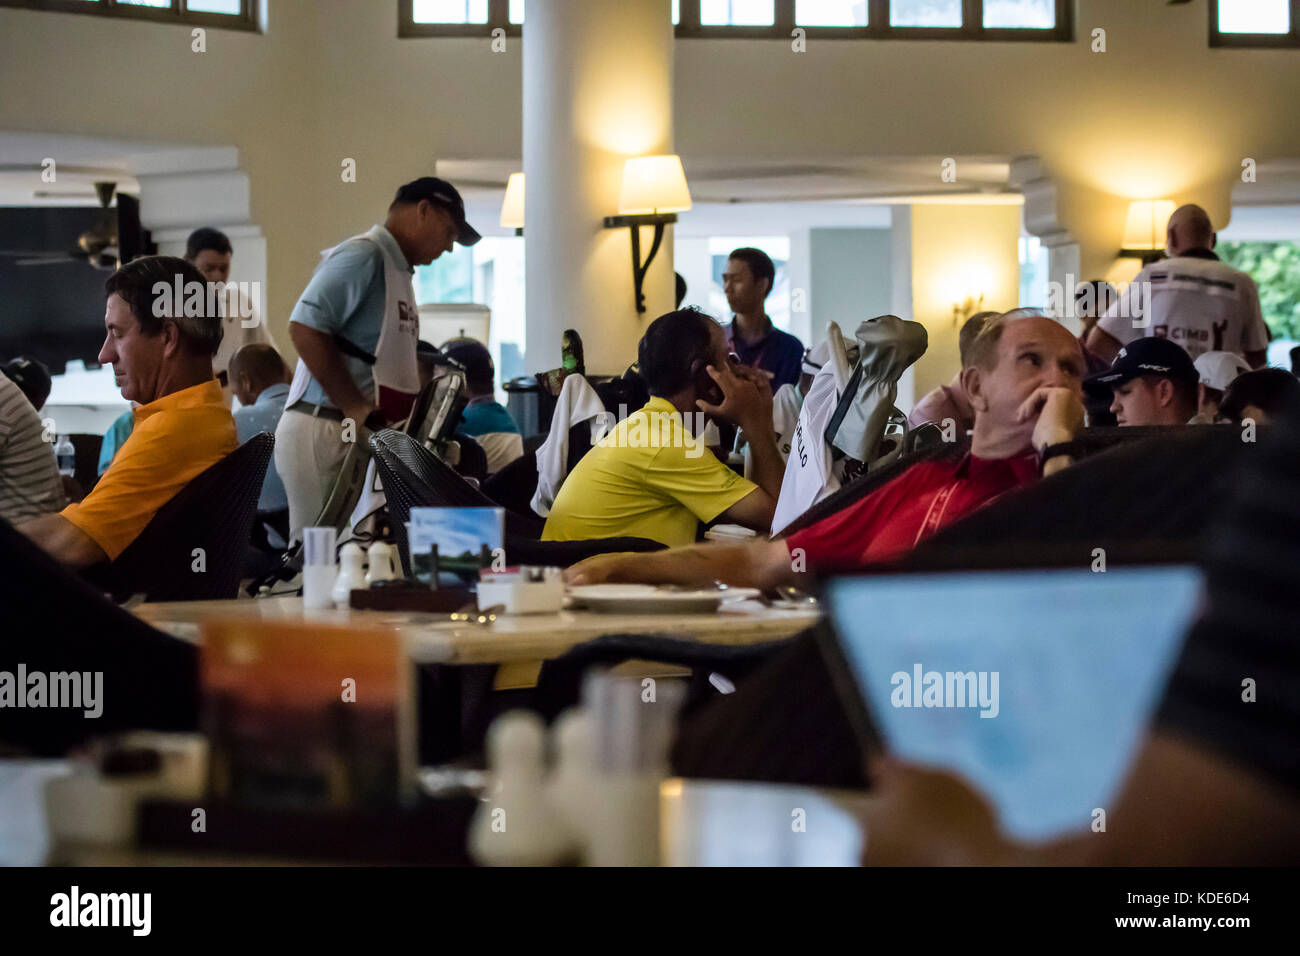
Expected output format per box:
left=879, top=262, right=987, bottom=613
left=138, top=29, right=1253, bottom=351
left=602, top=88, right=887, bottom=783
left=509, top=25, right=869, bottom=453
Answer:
left=533, top=633, right=792, bottom=724
left=370, top=429, right=664, bottom=574
left=93, top=433, right=273, bottom=602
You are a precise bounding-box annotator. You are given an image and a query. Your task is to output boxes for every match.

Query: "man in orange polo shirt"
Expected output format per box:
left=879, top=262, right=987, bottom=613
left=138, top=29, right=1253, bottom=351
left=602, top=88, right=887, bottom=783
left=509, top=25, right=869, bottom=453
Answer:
left=16, top=256, right=237, bottom=569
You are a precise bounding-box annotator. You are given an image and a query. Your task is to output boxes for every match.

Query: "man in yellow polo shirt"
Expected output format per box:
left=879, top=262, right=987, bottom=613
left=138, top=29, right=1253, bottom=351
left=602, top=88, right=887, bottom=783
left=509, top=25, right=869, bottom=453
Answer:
left=542, top=308, right=785, bottom=547
left=17, top=256, right=237, bottom=568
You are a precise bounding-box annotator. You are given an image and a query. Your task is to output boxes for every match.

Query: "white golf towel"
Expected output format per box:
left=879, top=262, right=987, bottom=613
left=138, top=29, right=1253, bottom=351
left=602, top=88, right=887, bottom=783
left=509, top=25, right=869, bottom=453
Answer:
left=531, top=374, right=607, bottom=518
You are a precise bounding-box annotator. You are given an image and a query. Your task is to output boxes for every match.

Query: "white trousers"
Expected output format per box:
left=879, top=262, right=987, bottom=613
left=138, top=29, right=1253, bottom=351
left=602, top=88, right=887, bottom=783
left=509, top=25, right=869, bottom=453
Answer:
left=274, top=410, right=349, bottom=544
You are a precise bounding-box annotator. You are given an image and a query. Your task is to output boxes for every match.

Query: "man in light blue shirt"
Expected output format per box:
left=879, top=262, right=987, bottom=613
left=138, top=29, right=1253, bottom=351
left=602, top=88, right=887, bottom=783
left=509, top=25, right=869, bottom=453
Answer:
left=229, top=344, right=291, bottom=516
left=275, top=177, right=480, bottom=540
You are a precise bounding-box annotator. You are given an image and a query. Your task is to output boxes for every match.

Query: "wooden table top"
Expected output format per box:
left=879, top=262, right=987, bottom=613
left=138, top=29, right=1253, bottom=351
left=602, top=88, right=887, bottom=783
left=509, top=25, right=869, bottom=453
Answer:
left=133, top=594, right=821, bottom=665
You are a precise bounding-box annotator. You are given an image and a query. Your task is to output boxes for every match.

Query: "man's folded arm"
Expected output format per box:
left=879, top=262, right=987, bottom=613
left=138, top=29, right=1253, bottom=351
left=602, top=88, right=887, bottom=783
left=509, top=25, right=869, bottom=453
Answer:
left=16, top=513, right=108, bottom=570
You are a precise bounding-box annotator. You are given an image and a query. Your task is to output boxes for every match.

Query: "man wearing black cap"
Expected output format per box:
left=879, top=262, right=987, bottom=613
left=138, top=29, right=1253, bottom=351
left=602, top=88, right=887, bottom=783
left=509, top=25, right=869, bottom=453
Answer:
left=441, top=337, right=523, bottom=474
left=0, top=356, right=53, bottom=411
left=1084, top=337, right=1199, bottom=427
left=275, top=177, right=481, bottom=541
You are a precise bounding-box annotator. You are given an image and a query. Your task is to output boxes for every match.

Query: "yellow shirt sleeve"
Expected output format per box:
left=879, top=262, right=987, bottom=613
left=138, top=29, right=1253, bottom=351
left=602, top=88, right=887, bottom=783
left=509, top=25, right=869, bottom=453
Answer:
left=62, top=407, right=236, bottom=561
left=642, top=440, right=758, bottom=524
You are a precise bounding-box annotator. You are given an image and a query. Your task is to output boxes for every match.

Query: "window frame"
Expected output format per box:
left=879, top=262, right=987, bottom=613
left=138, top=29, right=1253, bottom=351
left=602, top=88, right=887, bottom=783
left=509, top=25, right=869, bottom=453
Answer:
left=399, top=0, right=520, bottom=38
left=401, top=0, right=1073, bottom=42
left=1209, top=0, right=1299, bottom=49
left=0, top=0, right=259, bottom=31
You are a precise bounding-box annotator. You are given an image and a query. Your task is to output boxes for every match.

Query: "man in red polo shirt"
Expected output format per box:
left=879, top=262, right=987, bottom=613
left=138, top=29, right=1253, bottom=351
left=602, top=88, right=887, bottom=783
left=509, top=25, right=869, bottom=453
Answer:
left=565, top=312, right=1086, bottom=588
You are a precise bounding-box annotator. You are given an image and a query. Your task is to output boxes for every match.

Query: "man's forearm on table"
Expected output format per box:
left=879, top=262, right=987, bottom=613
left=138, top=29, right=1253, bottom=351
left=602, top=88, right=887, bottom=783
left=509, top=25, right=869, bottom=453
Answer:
left=609, top=540, right=789, bottom=590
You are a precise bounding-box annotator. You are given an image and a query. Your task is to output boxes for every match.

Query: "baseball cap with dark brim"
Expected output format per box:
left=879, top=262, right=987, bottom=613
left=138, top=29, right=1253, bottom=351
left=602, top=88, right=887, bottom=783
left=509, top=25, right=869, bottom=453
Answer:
left=1083, top=336, right=1198, bottom=398
left=394, top=176, right=482, bottom=247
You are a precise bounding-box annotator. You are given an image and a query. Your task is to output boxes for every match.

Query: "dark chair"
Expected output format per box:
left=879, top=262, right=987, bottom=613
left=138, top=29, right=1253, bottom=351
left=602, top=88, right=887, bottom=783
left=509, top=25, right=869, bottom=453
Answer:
left=0, top=517, right=198, bottom=755
left=451, top=431, right=489, bottom=484
left=673, top=426, right=1258, bottom=790
left=68, top=432, right=104, bottom=495
left=482, top=449, right=543, bottom=523
left=532, top=633, right=792, bottom=723
left=88, top=433, right=273, bottom=603
left=370, top=429, right=664, bottom=575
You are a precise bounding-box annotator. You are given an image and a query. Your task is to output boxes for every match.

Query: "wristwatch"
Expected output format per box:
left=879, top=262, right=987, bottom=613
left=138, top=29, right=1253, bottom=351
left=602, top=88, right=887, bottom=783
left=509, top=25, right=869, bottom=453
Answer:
left=1038, top=440, right=1086, bottom=473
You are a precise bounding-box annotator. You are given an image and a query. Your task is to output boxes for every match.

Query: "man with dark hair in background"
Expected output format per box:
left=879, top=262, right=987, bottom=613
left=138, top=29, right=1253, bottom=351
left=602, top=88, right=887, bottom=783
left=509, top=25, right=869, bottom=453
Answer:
left=543, top=308, right=786, bottom=547
left=1074, top=279, right=1116, bottom=378
left=441, top=337, right=523, bottom=474
left=1219, top=367, right=1300, bottom=427
left=723, top=247, right=805, bottom=390
left=907, top=310, right=997, bottom=436
left=1084, top=337, right=1199, bottom=427
left=275, top=177, right=480, bottom=542
left=185, top=226, right=275, bottom=405
left=15, top=255, right=237, bottom=568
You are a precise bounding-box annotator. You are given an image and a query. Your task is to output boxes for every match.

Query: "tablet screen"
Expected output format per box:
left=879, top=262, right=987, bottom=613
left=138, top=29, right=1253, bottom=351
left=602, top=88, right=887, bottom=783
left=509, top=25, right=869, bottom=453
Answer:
left=824, top=567, right=1201, bottom=841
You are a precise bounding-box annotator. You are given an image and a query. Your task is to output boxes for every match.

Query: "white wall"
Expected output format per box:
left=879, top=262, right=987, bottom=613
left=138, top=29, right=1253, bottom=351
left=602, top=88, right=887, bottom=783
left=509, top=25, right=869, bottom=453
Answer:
left=808, top=228, right=892, bottom=347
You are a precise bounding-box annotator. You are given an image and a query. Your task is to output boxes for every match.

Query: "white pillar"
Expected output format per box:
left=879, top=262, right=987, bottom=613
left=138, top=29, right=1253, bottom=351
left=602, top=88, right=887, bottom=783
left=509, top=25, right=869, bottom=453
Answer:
left=523, top=0, right=675, bottom=375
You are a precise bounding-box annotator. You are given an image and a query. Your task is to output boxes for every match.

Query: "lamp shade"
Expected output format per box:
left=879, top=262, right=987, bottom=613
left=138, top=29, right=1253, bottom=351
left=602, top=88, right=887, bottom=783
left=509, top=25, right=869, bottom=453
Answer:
left=617, top=154, right=692, bottom=216
left=499, top=172, right=525, bottom=229
left=1121, top=199, right=1177, bottom=251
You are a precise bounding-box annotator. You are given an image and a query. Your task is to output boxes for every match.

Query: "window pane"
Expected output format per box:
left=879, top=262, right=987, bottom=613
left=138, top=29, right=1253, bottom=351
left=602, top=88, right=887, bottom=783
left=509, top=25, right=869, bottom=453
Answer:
left=701, top=0, right=775, bottom=26
left=187, top=0, right=242, bottom=13
left=796, top=0, right=868, bottom=27
left=1218, top=0, right=1290, bottom=34
left=983, top=0, right=1055, bottom=29
left=890, top=0, right=961, bottom=28
left=412, top=0, right=488, bottom=25
left=117, top=0, right=172, bottom=7
left=512, top=0, right=677, bottom=27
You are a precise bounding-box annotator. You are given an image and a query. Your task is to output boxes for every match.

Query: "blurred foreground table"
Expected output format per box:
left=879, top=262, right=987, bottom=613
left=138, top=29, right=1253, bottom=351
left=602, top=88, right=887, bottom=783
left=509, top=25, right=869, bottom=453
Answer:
left=4, top=761, right=863, bottom=867
left=133, top=594, right=820, bottom=665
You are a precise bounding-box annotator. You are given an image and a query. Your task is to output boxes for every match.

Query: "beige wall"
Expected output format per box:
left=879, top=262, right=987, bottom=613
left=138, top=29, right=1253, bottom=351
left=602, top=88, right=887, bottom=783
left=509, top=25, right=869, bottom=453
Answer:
left=907, top=204, right=1023, bottom=400
left=3, top=0, right=1297, bottom=364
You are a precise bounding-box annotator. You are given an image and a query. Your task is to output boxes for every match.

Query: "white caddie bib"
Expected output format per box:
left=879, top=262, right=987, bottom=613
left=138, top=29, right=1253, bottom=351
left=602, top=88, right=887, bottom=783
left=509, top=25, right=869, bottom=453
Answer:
left=286, top=224, right=421, bottom=421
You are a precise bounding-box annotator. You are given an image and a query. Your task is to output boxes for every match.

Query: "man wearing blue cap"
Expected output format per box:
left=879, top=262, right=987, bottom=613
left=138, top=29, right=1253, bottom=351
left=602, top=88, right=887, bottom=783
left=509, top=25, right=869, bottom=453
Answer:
left=275, top=177, right=481, bottom=541
left=1084, top=337, right=1199, bottom=427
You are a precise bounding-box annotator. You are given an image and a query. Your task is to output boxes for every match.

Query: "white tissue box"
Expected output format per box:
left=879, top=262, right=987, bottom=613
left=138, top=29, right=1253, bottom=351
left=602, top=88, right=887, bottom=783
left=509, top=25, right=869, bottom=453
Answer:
left=477, top=566, right=565, bottom=614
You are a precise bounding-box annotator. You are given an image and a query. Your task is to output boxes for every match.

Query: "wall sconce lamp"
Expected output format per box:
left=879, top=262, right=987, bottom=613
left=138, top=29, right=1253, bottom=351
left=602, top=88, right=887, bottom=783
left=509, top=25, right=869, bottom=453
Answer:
left=603, top=154, right=692, bottom=313
left=1120, top=199, right=1175, bottom=264
left=499, top=172, right=525, bottom=236
left=953, top=293, right=984, bottom=326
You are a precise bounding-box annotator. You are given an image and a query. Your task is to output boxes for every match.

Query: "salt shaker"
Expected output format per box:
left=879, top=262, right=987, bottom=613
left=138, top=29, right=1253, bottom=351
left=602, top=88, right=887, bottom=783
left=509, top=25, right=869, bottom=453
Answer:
left=332, top=542, right=366, bottom=608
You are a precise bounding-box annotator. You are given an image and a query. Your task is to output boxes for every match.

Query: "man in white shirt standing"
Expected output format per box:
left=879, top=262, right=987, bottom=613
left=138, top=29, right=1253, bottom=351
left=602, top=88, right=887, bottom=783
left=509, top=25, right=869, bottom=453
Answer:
left=1087, top=204, right=1269, bottom=369
left=185, top=227, right=275, bottom=406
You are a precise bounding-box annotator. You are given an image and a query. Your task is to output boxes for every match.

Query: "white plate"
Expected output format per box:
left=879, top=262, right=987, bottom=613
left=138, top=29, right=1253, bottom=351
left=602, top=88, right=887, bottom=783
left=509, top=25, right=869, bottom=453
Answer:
left=567, top=584, right=762, bottom=615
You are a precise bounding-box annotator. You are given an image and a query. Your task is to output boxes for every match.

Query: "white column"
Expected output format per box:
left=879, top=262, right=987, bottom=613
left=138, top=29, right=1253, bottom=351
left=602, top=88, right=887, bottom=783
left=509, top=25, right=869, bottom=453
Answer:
left=523, top=0, right=675, bottom=374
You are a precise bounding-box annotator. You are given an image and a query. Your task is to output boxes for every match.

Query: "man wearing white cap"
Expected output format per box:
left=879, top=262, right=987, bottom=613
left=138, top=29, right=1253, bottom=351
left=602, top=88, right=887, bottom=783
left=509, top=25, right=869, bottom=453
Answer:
left=1192, top=351, right=1251, bottom=424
